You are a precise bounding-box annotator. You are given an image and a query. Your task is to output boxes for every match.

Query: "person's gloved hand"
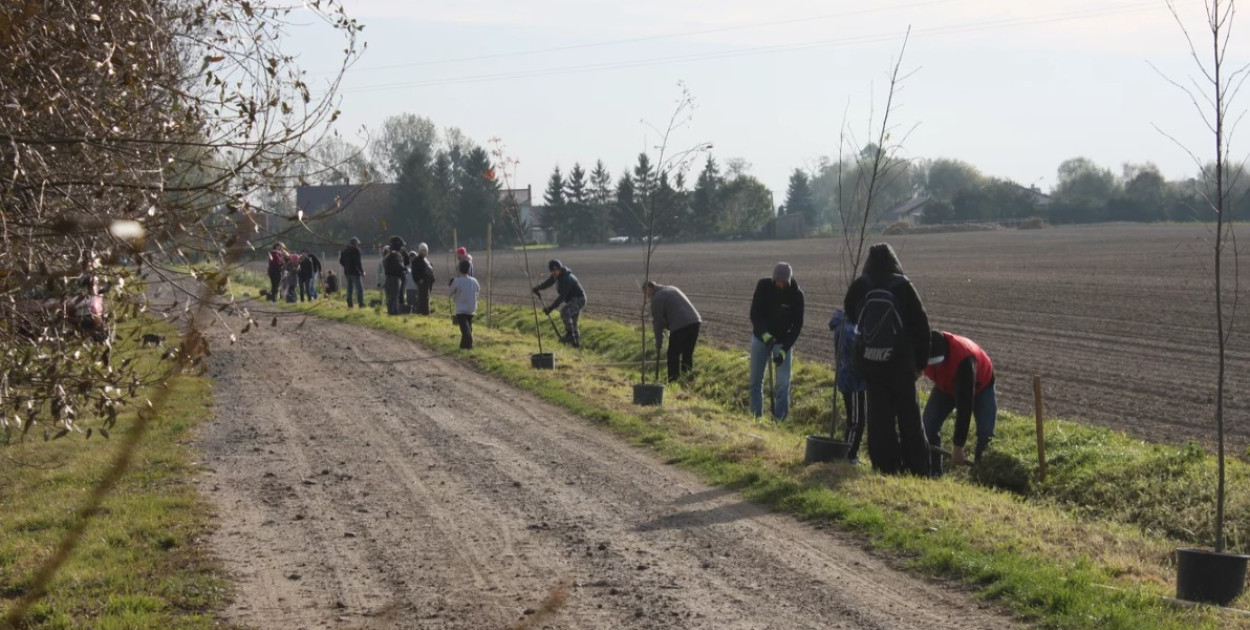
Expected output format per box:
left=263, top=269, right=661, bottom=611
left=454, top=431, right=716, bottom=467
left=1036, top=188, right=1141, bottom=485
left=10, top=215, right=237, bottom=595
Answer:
left=543, top=307, right=552, bottom=315
left=761, top=332, right=774, bottom=344
left=532, top=287, right=541, bottom=296
left=772, top=347, right=786, bottom=366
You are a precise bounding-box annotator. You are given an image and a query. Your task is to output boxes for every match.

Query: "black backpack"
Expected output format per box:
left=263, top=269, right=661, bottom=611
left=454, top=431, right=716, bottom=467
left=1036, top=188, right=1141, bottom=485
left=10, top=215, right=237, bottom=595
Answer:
left=853, top=275, right=907, bottom=368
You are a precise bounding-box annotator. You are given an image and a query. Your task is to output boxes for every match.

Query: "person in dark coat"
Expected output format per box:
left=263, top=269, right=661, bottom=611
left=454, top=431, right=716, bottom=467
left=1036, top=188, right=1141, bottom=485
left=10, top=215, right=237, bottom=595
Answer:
left=532, top=259, right=586, bottom=348
left=412, top=242, right=435, bottom=315
left=266, top=242, right=285, bottom=302
left=646, top=280, right=702, bottom=382
left=297, top=249, right=315, bottom=302
left=748, top=262, right=805, bottom=421
left=382, top=236, right=407, bottom=315
left=338, top=237, right=365, bottom=308
left=843, top=243, right=931, bottom=476
left=923, top=330, right=997, bottom=471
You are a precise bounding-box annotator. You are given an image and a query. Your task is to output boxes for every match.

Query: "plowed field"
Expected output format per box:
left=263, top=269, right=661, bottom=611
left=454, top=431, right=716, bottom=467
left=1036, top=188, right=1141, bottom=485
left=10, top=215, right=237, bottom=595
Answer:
left=477, top=224, right=1249, bottom=451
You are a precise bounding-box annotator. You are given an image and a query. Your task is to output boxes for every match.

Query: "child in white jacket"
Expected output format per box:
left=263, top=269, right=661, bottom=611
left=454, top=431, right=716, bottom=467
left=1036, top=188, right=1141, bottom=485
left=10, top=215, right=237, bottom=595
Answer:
left=449, top=260, right=480, bottom=350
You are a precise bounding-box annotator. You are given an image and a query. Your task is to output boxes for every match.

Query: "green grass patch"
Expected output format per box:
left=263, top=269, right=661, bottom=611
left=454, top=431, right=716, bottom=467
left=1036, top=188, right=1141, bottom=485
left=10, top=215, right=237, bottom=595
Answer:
left=0, top=321, right=232, bottom=629
left=233, top=272, right=1247, bottom=629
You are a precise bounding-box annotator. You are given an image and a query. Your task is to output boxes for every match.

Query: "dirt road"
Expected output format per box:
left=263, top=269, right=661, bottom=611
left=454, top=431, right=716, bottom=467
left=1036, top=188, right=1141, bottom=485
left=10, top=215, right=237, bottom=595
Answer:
left=198, top=313, right=1019, bottom=629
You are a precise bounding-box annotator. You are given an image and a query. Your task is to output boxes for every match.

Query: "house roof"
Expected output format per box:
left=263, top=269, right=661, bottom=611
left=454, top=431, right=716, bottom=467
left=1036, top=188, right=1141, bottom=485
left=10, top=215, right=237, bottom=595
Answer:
left=881, top=195, right=931, bottom=223
left=295, top=183, right=396, bottom=217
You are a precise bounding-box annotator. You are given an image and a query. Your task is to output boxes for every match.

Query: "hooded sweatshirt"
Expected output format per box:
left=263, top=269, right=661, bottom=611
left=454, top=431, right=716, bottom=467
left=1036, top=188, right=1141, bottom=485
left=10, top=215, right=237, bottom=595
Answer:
left=749, top=277, right=805, bottom=351
left=843, top=243, right=930, bottom=373
left=534, top=265, right=585, bottom=309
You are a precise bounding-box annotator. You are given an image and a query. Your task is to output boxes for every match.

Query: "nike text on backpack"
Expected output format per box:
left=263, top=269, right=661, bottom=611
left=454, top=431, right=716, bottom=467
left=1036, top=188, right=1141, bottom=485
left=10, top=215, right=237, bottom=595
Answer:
left=855, top=277, right=906, bottom=366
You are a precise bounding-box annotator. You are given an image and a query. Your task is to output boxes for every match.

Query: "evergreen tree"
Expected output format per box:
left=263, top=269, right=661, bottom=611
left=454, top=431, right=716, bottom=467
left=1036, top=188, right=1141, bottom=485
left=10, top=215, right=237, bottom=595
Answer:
left=454, top=146, right=500, bottom=244
left=565, top=163, right=602, bottom=244
left=542, top=165, right=568, bottom=243
left=612, top=171, right=640, bottom=239
left=589, top=160, right=614, bottom=242
left=427, top=150, right=457, bottom=246
left=392, top=146, right=438, bottom=245
left=784, top=169, right=818, bottom=230
left=690, top=156, right=722, bottom=238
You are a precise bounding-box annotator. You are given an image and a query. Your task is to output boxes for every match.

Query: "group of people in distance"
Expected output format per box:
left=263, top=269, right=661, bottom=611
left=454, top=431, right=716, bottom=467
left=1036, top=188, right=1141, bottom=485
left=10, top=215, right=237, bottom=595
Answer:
left=265, top=242, right=328, bottom=304
left=322, top=235, right=995, bottom=477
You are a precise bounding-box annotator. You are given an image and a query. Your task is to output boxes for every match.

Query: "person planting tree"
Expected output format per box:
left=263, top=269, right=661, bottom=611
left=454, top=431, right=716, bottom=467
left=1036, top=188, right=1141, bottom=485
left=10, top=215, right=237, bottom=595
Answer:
left=532, top=259, right=586, bottom=348
left=922, top=330, right=996, bottom=473
left=645, top=280, right=702, bottom=382
left=748, top=262, right=804, bottom=421
left=843, top=243, right=931, bottom=476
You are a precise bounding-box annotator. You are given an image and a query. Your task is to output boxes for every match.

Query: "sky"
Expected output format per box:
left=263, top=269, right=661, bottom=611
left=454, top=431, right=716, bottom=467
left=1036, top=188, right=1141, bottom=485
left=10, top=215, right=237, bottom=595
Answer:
left=285, top=0, right=1244, bottom=199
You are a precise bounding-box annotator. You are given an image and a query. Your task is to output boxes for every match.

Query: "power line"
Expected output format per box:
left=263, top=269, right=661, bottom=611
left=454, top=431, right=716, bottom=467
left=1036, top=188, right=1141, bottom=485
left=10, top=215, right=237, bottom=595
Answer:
left=344, top=1, right=1173, bottom=94
left=347, top=0, right=962, bottom=73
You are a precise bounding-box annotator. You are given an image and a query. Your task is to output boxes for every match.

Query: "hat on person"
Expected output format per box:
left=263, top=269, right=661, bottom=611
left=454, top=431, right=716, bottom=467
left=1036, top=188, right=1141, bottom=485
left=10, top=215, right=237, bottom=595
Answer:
left=548, top=259, right=562, bottom=272
left=928, top=330, right=949, bottom=365
left=772, top=262, right=793, bottom=284
left=418, top=242, right=429, bottom=254
left=389, top=235, right=405, bottom=250
left=456, top=247, right=467, bottom=257
left=349, top=237, right=359, bottom=245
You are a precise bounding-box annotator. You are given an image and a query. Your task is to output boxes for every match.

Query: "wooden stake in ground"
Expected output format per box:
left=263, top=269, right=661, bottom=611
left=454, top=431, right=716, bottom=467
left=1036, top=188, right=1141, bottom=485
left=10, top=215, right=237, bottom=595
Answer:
left=486, top=222, right=493, bottom=327
left=1034, top=375, right=1047, bottom=482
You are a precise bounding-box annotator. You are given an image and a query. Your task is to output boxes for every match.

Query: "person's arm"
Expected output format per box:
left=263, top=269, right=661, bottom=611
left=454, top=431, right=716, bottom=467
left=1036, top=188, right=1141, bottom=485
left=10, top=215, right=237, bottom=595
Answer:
left=782, top=287, right=805, bottom=351
left=534, top=275, right=556, bottom=292
left=950, top=357, right=977, bottom=463
left=651, top=295, right=666, bottom=348
left=902, top=281, right=931, bottom=373
left=749, top=279, right=768, bottom=341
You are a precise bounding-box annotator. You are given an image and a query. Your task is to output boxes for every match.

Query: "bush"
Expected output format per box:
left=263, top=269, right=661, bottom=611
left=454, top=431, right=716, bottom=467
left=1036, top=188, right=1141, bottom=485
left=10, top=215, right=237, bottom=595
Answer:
left=1018, top=216, right=1048, bottom=230
left=883, top=221, right=913, bottom=235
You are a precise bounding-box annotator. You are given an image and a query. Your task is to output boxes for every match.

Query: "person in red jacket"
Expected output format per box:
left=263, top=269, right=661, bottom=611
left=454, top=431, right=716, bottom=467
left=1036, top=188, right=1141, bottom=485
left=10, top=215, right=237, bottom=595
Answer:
left=922, top=330, right=997, bottom=471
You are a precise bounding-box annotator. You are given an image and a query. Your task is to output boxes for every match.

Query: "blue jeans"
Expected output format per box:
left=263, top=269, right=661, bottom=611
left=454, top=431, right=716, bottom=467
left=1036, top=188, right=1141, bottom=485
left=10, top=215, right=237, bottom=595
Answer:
left=922, top=382, right=998, bottom=459
left=749, top=336, right=792, bottom=420
left=344, top=274, right=364, bottom=307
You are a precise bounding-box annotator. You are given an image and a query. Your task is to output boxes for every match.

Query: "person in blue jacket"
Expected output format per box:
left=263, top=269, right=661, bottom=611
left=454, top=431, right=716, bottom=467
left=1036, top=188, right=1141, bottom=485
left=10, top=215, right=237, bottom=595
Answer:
left=830, top=309, right=867, bottom=463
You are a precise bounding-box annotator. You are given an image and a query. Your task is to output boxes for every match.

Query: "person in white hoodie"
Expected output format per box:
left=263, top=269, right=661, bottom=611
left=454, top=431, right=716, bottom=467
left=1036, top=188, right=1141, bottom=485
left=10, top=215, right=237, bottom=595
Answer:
left=449, top=259, right=480, bottom=350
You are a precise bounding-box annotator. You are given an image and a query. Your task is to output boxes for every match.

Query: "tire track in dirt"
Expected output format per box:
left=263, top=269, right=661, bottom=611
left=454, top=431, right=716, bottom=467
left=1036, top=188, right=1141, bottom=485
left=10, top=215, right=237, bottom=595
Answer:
left=199, top=312, right=1021, bottom=629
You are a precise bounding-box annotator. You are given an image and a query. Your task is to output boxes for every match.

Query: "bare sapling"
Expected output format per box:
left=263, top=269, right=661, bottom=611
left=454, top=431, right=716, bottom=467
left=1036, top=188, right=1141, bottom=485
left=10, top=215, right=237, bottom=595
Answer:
left=1158, top=0, right=1247, bottom=553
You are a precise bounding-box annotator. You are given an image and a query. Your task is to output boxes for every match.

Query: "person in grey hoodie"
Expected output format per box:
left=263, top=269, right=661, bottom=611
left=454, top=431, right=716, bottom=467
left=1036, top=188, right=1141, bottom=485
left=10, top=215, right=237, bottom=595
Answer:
left=449, top=259, right=480, bottom=349
left=645, top=280, right=702, bottom=382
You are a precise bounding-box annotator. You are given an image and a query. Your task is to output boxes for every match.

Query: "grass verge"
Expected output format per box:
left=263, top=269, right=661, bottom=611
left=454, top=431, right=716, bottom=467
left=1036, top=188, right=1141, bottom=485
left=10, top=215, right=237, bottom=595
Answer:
left=235, top=273, right=1248, bottom=630
left=0, top=322, right=232, bottom=629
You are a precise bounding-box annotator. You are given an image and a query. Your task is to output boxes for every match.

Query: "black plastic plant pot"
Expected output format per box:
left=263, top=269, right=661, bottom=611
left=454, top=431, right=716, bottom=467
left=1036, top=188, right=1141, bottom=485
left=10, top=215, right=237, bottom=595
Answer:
left=632, top=383, right=664, bottom=407
left=1176, top=547, right=1249, bottom=606
left=804, top=435, right=851, bottom=464
left=530, top=353, right=555, bottom=370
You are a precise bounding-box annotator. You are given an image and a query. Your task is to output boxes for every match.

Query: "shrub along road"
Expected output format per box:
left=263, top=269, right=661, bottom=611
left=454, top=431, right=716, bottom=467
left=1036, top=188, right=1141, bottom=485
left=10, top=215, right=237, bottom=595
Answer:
left=198, top=312, right=1018, bottom=629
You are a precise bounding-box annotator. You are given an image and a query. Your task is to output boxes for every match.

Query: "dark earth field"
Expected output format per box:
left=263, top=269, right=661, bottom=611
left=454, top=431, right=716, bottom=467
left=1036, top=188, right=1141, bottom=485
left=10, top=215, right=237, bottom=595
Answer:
left=467, top=223, right=1249, bottom=452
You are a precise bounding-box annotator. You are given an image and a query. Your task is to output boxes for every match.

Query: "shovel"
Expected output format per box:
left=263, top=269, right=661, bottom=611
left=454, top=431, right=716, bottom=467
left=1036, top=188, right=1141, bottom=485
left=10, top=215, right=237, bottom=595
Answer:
left=766, top=349, right=777, bottom=422
left=544, top=308, right=564, bottom=342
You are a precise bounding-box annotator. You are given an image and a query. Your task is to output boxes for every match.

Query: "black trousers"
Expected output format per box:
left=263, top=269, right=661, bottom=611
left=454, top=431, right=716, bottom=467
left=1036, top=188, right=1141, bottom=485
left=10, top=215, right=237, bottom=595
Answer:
left=864, top=368, right=930, bottom=476
left=267, top=269, right=281, bottom=301
left=455, top=313, right=474, bottom=349
left=841, top=389, right=867, bottom=461
left=666, top=322, right=700, bottom=381
left=415, top=283, right=431, bottom=315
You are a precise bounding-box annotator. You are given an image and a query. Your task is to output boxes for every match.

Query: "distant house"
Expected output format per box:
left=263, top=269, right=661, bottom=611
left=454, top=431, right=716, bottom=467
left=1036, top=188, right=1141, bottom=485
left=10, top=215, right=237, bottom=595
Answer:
left=296, top=183, right=395, bottom=222
left=1011, top=183, right=1053, bottom=207
left=880, top=195, right=932, bottom=225
left=503, top=186, right=553, bottom=244
left=768, top=213, right=808, bottom=239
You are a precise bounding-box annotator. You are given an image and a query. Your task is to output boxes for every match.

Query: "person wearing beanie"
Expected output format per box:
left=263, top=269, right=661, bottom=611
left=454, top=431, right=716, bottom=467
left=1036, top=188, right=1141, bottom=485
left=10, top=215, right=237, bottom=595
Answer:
left=449, top=259, right=480, bottom=350
left=843, top=242, right=932, bottom=476
left=922, top=330, right=996, bottom=471
left=645, top=280, right=702, bottom=382
left=532, top=259, right=587, bottom=347
left=412, top=242, right=435, bottom=315
left=748, top=261, right=805, bottom=421
left=338, top=237, right=364, bottom=308
left=381, top=239, right=408, bottom=315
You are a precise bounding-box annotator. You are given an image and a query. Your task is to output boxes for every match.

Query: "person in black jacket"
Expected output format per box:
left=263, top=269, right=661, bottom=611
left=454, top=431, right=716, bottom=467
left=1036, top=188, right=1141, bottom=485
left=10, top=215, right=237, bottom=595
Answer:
left=843, top=243, right=931, bottom=476
left=412, top=242, right=435, bottom=315
left=338, top=237, right=365, bottom=308
left=382, top=236, right=407, bottom=315
left=297, top=249, right=315, bottom=302
left=748, top=262, right=805, bottom=421
left=532, top=259, right=586, bottom=348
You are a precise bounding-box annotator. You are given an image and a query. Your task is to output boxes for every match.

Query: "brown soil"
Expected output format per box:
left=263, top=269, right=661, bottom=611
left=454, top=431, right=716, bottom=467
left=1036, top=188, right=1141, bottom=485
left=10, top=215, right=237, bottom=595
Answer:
left=481, top=224, right=1249, bottom=452
left=198, top=314, right=1019, bottom=629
